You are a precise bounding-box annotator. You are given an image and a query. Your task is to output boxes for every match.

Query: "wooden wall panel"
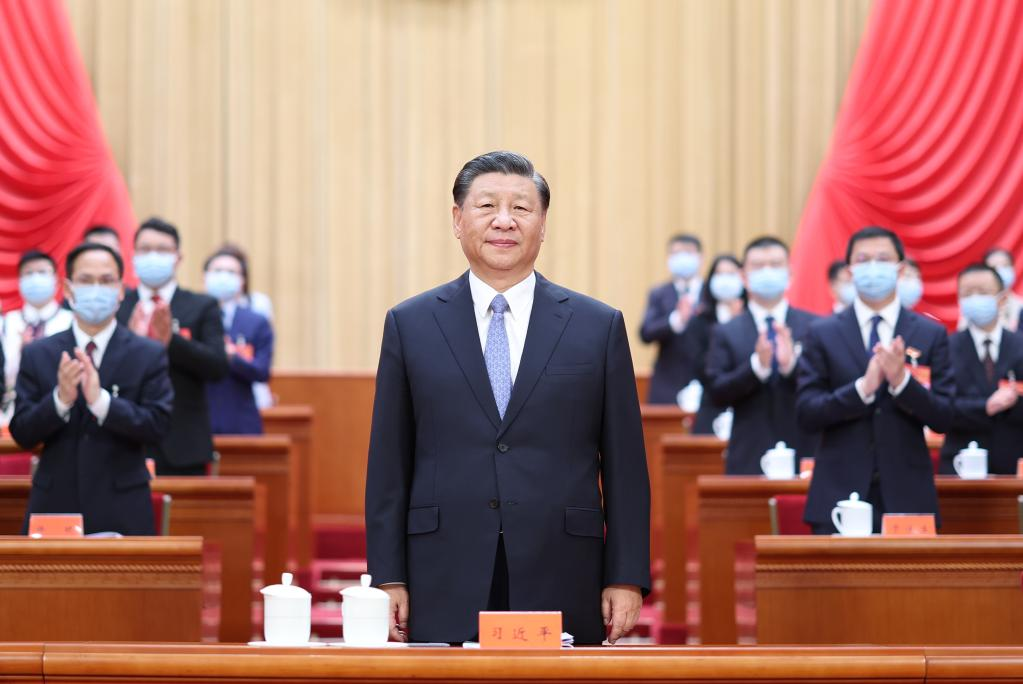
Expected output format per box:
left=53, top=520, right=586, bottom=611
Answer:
left=64, top=0, right=873, bottom=371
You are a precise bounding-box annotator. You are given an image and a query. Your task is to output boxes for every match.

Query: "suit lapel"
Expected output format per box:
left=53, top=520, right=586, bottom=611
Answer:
left=98, top=325, right=129, bottom=388
left=497, top=275, right=571, bottom=439
left=838, top=306, right=870, bottom=367
left=739, top=310, right=758, bottom=353
left=433, top=274, right=502, bottom=430
left=893, top=307, right=919, bottom=354
left=994, top=330, right=1012, bottom=383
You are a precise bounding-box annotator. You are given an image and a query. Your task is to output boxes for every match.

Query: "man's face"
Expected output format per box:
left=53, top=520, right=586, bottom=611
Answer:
left=135, top=229, right=181, bottom=265
left=849, top=236, right=902, bottom=272
left=959, top=270, right=1003, bottom=301
left=207, top=255, right=243, bottom=279
left=986, top=251, right=1012, bottom=271
left=86, top=233, right=122, bottom=256
left=452, top=173, right=546, bottom=280
left=66, top=250, right=124, bottom=309
left=743, top=245, right=788, bottom=276
left=829, top=266, right=851, bottom=299
left=19, top=258, right=54, bottom=280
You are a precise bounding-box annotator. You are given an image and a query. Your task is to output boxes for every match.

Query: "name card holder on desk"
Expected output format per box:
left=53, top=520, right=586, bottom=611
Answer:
left=881, top=513, right=936, bottom=537
left=28, top=513, right=83, bottom=538
left=479, top=611, right=562, bottom=649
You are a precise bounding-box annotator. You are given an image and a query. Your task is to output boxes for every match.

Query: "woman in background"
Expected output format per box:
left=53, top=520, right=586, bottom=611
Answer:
left=204, top=248, right=275, bottom=434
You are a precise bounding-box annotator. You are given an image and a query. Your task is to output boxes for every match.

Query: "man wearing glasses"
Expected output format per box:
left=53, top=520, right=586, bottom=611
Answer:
left=796, top=226, right=954, bottom=534
left=10, top=243, right=173, bottom=535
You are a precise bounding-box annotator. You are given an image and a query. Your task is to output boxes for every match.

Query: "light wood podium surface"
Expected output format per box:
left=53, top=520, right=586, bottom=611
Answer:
left=0, top=536, right=202, bottom=642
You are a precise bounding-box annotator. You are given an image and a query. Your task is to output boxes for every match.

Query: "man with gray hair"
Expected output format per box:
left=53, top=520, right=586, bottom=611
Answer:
left=365, top=150, right=650, bottom=645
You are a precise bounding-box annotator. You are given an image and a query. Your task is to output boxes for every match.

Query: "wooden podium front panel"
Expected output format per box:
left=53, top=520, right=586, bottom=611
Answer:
left=214, top=435, right=291, bottom=585
left=640, top=404, right=691, bottom=557
left=261, top=405, right=314, bottom=570
left=0, top=643, right=42, bottom=683
left=756, top=535, right=1023, bottom=645
left=0, top=537, right=202, bottom=642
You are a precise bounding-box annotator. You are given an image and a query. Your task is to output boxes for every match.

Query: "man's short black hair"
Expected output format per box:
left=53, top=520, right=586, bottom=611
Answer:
left=984, top=247, right=1014, bottom=265
left=668, top=234, right=702, bottom=252
left=18, top=249, right=56, bottom=273
left=452, top=151, right=550, bottom=211
left=65, top=243, right=124, bottom=279
left=827, top=259, right=847, bottom=282
left=743, top=235, right=789, bottom=260
left=845, top=225, right=905, bottom=263
left=83, top=225, right=119, bottom=241
left=135, top=216, right=180, bottom=248
left=903, top=257, right=920, bottom=271
left=958, top=262, right=1004, bottom=290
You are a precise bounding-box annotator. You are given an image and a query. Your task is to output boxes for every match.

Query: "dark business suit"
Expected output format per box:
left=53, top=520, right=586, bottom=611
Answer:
left=640, top=282, right=705, bottom=404
left=796, top=306, right=953, bottom=528
left=940, top=330, right=1023, bottom=475
left=365, top=272, right=651, bottom=645
left=117, top=288, right=228, bottom=473
left=705, top=306, right=818, bottom=473
left=688, top=311, right=725, bottom=434
left=207, top=307, right=274, bottom=435
left=11, top=326, right=173, bottom=535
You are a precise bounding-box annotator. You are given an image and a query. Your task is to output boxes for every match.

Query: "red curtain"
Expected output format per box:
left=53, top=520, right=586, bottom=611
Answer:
left=0, top=0, right=134, bottom=307
left=789, top=0, right=1023, bottom=325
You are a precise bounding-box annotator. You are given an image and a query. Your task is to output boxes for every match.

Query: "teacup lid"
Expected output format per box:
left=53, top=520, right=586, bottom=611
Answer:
left=767, top=441, right=795, bottom=455
left=960, top=441, right=988, bottom=456
left=341, top=574, right=390, bottom=601
left=838, top=492, right=871, bottom=509
left=260, top=572, right=311, bottom=598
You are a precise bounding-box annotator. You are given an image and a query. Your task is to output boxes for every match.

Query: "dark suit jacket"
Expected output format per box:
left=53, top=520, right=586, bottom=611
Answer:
left=705, top=306, right=818, bottom=473
left=207, top=307, right=274, bottom=435
left=365, top=272, right=651, bottom=645
left=940, top=330, right=1023, bottom=475
left=117, top=288, right=228, bottom=467
left=640, top=282, right=707, bottom=404
left=796, top=306, right=953, bottom=526
left=689, top=312, right=725, bottom=434
left=10, top=326, right=173, bottom=534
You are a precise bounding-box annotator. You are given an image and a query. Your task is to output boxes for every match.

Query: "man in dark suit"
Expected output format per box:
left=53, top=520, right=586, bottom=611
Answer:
left=639, top=234, right=704, bottom=404
left=705, top=236, right=818, bottom=473
left=941, top=263, right=1023, bottom=475
left=797, top=226, right=954, bottom=533
left=116, top=218, right=228, bottom=475
left=365, top=151, right=650, bottom=646
left=11, top=243, right=173, bottom=535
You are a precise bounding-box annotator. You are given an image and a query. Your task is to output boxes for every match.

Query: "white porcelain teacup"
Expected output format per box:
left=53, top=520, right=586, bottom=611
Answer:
left=953, top=441, right=988, bottom=480
left=831, top=492, right=873, bottom=537
left=760, top=441, right=795, bottom=480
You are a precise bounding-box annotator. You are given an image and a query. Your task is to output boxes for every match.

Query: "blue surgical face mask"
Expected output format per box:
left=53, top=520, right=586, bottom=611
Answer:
left=837, top=281, right=857, bottom=306
left=19, top=272, right=56, bottom=307
left=960, top=294, right=999, bottom=328
left=747, top=267, right=789, bottom=301
left=709, top=272, right=744, bottom=301
left=667, top=251, right=701, bottom=280
left=133, top=252, right=177, bottom=288
left=897, top=277, right=923, bottom=309
left=851, top=261, right=899, bottom=302
left=205, top=270, right=243, bottom=302
left=996, top=266, right=1015, bottom=290
left=71, top=284, right=121, bottom=326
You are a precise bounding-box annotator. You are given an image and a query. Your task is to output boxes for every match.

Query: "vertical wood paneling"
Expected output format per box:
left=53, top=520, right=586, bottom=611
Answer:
left=65, top=0, right=873, bottom=371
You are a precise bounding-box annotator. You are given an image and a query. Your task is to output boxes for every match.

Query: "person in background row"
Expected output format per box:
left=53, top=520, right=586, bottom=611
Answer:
left=203, top=249, right=274, bottom=435
left=940, top=264, right=1023, bottom=475
left=690, top=254, right=745, bottom=434
left=11, top=243, right=172, bottom=535
left=897, top=258, right=924, bottom=310
left=976, top=248, right=1022, bottom=332
left=116, top=217, right=228, bottom=475
left=82, top=225, right=123, bottom=256
left=212, top=243, right=275, bottom=409
left=705, top=236, right=818, bottom=473
left=828, top=260, right=855, bottom=313
left=797, top=226, right=953, bottom=534
left=640, top=234, right=705, bottom=404
left=3, top=251, right=74, bottom=401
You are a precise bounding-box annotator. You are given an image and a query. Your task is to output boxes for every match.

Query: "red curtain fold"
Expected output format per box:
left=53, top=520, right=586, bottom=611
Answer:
left=789, top=0, right=1023, bottom=325
left=0, top=0, right=134, bottom=306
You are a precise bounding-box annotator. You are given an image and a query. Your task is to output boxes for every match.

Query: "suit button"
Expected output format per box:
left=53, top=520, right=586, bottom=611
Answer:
left=489, top=499, right=500, bottom=509
left=497, top=443, right=509, bottom=453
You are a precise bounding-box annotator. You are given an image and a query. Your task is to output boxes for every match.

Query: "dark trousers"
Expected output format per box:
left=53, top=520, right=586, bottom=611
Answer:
left=811, top=474, right=886, bottom=535
left=487, top=534, right=510, bottom=611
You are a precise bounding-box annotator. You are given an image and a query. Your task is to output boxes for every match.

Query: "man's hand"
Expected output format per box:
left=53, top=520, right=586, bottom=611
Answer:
left=860, top=353, right=885, bottom=397
left=149, top=302, right=173, bottom=345
left=986, top=385, right=1019, bottom=416
left=381, top=584, right=409, bottom=642
left=57, top=351, right=82, bottom=405
left=128, top=302, right=149, bottom=337
left=75, top=348, right=101, bottom=405
left=224, top=334, right=237, bottom=358
left=773, top=322, right=795, bottom=373
left=20, top=327, right=34, bottom=347
left=755, top=331, right=774, bottom=370
left=874, top=335, right=907, bottom=387
left=601, top=584, right=642, bottom=644
left=675, top=295, right=693, bottom=325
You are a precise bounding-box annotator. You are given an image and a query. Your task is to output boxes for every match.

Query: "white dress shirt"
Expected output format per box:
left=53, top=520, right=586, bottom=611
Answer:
left=852, top=295, right=910, bottom=403
left=2, top=301, right=74, bottom=395
left=52, top=318, right=118, bottom=425
left=468, top=270, right=536, bottom=384
left=668, top=278, right=702, bottom=333
left=747, top=299, right=796, bottom=380
left=137, top=281, right=178, bottom=312
left=968, top=323, right=1002, bottom=364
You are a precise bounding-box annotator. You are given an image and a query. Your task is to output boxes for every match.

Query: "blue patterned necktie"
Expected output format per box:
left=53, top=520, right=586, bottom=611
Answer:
left=765, top=315, right=778, bottom=375
left=485, top=294, right=512, bottom=419
left=867, top=314, right=882, bottom=352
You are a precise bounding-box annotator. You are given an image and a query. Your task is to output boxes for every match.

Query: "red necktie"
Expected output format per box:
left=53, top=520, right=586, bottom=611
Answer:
left=29, top=322, right=45, bottom=340
left=85, top=340, right=97, bottom=368
left=982, top=338, right=995, bottom=385
left=147, top=293, right=162, bottom=338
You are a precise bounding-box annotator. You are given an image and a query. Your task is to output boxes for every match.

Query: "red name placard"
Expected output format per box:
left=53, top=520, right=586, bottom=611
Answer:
left=881, top=513, right=936, bottom=537
left=28, top=513, right=84, bottom=538
left=479, top=611, right=562, bottom=649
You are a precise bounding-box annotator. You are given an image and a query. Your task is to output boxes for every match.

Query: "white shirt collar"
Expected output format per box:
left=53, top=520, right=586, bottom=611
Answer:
left=468, top=270, right=536, bottom=321
left=21, top=300, right=60, bottom=325
left=968, top=323, right=1002, bottom=358
left=852, top=294, right=902, bottom=331
left=674, top=277, right=702, bottom=299
left=138, top=280, right=178, bottom=304
left=221, top=300, right=238, bottom=330
left=748, top=298, right=789, bottom=330
left=71, top=318, right=118, bottom=367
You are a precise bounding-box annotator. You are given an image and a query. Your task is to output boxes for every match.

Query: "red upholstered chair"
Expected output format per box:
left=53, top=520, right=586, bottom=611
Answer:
left=768, top=495, right=812, bottom=535
left=151, top=492, right=172, bottom=536
left=0, top=453, right=36, bottom=476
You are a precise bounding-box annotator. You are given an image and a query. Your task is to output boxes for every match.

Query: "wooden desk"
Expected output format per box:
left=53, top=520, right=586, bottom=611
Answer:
left=756, top=535, right=1023, bottom=645
left=214, top=435, right=291, bottom=585
left=261, top=405, right=314, bottom=570
left=0, top=476, right=256, bottom=644
left=660, top=434, right=725, bottom=628
left=0, top=537, right=202, bottom=642
left=698, top=475, right=1023, bottom=644
left=640, top=405, right=690, bottom=556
